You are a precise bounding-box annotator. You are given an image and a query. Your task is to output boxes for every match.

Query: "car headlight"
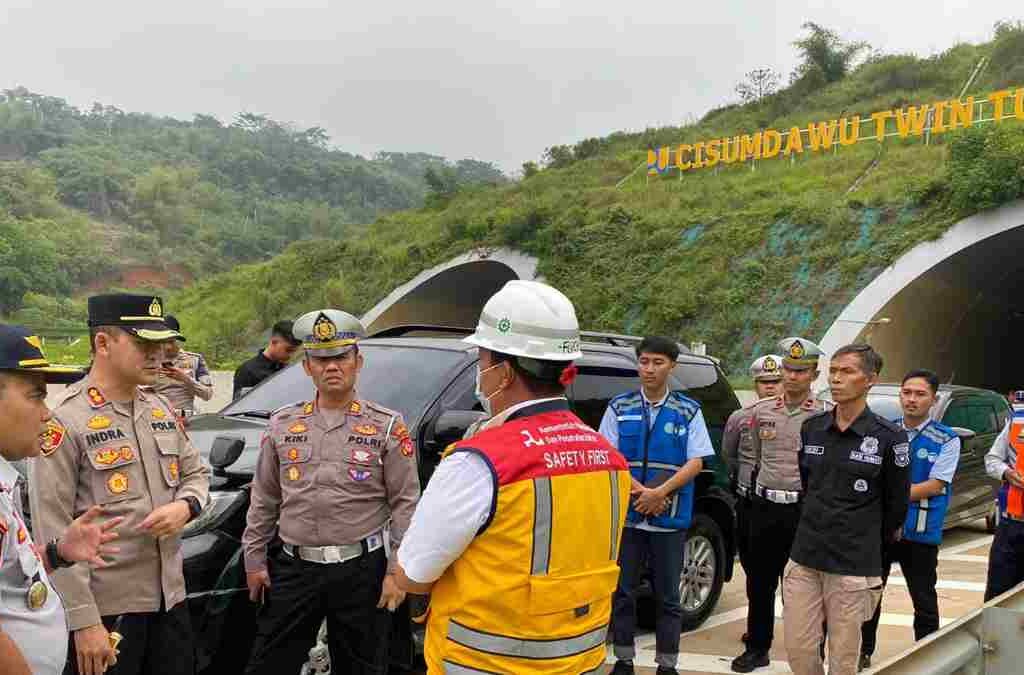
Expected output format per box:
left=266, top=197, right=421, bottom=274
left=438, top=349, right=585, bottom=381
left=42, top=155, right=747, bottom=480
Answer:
left=182, top=490, right=246, bottom=538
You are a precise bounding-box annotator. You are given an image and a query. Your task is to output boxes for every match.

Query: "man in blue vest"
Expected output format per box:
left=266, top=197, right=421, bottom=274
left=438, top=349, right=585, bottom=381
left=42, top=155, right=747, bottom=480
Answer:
left=601, top=336, right=715, bottom=675
left=858, top=369, right=960, bottom=671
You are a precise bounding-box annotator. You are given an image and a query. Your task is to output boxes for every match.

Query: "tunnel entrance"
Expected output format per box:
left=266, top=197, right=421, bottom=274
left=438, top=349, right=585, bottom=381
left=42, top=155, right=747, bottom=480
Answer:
left=820, top=200, right=1024, bottom=393
left=361, top=248, right=538, bottom=335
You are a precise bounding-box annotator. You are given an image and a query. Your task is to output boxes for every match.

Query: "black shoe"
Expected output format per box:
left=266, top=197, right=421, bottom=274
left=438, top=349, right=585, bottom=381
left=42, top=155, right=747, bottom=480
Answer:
left=731, top=649, right=770, bottom=673
left=858, top=654, right=871, bottom=672
left=656, top=668, right=678, bottom=675
left=610, top=661, right=635, bottom=675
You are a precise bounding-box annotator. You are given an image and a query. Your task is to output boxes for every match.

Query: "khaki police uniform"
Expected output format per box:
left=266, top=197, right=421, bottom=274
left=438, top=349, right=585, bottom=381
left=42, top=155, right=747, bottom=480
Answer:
left=241, top=309, right=420, bottom=675
left=734, top=339, right=826, bottom=671
left=28, top=294, right=209, bottom=675
left=1, top=457, right=68, bottom=674
left=153, top=349, right=212, bottom=416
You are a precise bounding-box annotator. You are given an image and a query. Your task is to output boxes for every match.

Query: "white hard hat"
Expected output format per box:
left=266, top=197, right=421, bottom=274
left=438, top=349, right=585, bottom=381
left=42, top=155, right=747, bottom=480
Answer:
left=464, top=280, right=582, bottom=361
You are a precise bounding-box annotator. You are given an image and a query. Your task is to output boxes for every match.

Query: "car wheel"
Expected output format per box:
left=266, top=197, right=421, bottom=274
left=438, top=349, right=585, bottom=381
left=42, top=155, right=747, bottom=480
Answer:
left=679, top=513, right=726, bottom=631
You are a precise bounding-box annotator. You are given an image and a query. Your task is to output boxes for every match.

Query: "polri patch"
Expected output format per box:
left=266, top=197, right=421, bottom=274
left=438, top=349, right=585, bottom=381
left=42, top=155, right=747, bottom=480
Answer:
left=40, top=420, right=65, bottom=456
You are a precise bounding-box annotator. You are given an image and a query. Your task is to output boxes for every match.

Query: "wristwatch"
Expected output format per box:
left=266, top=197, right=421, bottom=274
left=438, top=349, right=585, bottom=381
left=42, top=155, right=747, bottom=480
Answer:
left=46, top=539, right=75, bottom=570
left=182, top=496, right=203, bottom=521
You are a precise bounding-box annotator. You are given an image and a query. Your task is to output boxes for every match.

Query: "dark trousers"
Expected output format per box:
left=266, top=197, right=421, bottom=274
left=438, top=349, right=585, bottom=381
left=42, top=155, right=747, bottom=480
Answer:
left=744, top=497, right=800, bottom=651
left=860, top=539, right=939, bottom=656
left=985, top=517, right=1024, bottom=601
left=612, top=527, right=686, bottom=667
left=245, top=547, right=391, bottom=675
left=735, top=495, right=752, bottom=575
left=65, top=602, right=195, bottom=675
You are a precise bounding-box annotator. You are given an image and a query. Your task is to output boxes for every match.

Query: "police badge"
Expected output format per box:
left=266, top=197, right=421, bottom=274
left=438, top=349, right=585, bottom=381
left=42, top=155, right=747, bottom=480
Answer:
left=860, top=436, right=879, bottom=455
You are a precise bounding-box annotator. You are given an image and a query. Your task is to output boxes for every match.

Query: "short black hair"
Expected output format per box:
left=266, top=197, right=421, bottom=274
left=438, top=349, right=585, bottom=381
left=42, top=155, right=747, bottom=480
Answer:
left=271, top=320, right=301, bottom=346
left=490, top=351, right=566, bottom=398
left=832, top=343, right=883, bottom=376
left=636, top=336, right=680, bottom=362
left=902, top=369, right=940, bottom=393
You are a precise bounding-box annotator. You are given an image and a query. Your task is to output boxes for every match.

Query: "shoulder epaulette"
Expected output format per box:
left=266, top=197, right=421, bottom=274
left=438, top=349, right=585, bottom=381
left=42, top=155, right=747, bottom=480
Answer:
left=874, top=415, right=902, bottom=433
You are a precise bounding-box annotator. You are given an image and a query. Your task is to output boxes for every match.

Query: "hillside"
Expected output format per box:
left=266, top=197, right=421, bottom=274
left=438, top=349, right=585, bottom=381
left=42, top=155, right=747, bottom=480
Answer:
left=0, top=91, right=506, bottom=320
left=50, top=23, right=1024, bottom=372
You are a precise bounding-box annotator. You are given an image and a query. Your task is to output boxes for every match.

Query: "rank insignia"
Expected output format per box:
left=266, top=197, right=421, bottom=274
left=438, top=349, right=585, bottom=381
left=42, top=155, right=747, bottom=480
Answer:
left=119, top=446, right=134, bottom=461
left=169, top=459, right=179, bottom=481
left=107, top=472, right=129, bottom=495
left=17, top=526, right=27, bottom=544
left=87, top=415, right=112, bottom=430
left=348, top=468, right=371, bottom=482
left=289, top=422, right=308, bottom=434
left=391, top=421, right=409, bottom=440
left=27, top=580, right=48, bottom=610
left=303, top=402, right=315, bottom=416
left=400, top=437, right=414, bottom=457
left=286, top=466, right=301, bottom=481
left=287, top=448, right=300, bottom=461
left=789, top=340, right=805, bottom=359
left=351, top=449, right=374, bottom=464
left=354, top=424, right=378, bottom=436
left=152, top=408, right=167, bottom=420
left=349, top=401, right=362, bottom=416
left=40, top=420, right=65, bottom=456
left=95, top=448, right=120, bottom=465
left=87, top=387, right=107, bottom=408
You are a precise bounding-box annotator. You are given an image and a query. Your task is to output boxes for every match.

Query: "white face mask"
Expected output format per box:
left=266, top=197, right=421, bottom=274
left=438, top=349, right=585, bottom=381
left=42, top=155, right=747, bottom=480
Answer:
left=475, top=362, right=506, bottom=416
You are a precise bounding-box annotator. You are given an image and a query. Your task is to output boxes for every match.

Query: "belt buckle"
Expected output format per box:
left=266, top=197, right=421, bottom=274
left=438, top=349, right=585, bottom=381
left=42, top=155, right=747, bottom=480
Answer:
left=323, top=546, right=342, bottom=564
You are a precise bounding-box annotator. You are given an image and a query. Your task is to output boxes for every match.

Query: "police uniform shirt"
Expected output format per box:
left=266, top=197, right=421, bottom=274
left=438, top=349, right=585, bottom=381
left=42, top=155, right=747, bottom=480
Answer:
left=789, top=406, right=911, bottom=577
left=598, top=388, right=714, bottom=532
left=0, top=457, right=67, bottom=674
left=153, top=349, right=213, bottom=412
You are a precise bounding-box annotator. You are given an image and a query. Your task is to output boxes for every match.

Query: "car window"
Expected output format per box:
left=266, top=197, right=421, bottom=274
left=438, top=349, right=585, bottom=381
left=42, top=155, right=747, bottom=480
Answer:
left=220, top=344, right=468, bottom=424
left=569, top=366, right=641, bottom=430
left=942, top=399, right=999, bottom=434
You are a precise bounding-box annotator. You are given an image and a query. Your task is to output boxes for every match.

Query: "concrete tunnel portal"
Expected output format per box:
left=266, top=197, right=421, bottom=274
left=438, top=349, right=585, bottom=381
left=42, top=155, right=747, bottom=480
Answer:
left=360, top=202, right=1024, bottom=393
left=820, top=199, right=1024, bottom=392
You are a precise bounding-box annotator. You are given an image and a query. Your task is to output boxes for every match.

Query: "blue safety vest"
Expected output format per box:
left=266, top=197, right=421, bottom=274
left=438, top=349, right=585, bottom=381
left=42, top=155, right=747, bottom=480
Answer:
left=902, top=419, right=956, bottom=545
left=610, top=390, right=700, bottom=530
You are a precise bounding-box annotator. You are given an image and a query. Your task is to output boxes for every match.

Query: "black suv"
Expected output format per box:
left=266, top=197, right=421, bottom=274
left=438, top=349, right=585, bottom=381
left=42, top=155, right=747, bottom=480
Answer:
left=180, top=328, right=741, bottom=672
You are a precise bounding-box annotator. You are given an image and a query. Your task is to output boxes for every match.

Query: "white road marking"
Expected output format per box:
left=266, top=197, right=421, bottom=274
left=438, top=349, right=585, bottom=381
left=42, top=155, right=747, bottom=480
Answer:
left=936, top=554, right=989, bottom=564
left=938, top=534, right=993, bottom=557
left=606, top=646, right=793, bottom=673
left=887, top=576, right=986, bottom=593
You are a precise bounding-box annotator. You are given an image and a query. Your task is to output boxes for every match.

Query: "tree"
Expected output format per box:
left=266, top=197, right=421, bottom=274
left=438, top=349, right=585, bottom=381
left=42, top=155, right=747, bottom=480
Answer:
left=735, top=68, right=781, bottom=104
left=522, top=161, right=540, bottom=179
left=542, top=145, right=574, bottom=169
left=791, top=23, right=869, bottom=85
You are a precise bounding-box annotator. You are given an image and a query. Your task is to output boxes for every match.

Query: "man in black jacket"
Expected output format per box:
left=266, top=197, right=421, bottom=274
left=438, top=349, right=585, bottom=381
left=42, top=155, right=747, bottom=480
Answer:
left=232, top=320, right=301, bottom=399
left=782, top=344, right=910, bottom=675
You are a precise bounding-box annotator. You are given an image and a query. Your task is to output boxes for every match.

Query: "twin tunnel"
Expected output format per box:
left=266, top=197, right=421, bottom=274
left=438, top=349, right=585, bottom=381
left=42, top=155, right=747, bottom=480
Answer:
left=363, top=201, right=1024, bottom=391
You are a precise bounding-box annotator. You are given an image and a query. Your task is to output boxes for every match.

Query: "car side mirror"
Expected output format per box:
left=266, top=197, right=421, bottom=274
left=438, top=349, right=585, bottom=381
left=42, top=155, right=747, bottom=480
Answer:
left=210, top=435, right=246, bottom=470
left=950, top=426, right=977, bottom=442
left=432, top=410, right=488, bottom=448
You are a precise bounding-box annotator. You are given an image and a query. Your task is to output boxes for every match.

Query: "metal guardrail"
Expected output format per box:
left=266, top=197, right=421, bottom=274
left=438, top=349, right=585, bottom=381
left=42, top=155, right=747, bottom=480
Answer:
left=870, top=580, right=1024, bottom=675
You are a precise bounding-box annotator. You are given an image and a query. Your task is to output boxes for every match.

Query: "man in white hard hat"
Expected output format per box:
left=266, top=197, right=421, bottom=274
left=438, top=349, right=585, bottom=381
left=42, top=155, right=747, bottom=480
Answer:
left=242, top=309, right=420, bottom=675
left=394, top=280, right=631, bottom=674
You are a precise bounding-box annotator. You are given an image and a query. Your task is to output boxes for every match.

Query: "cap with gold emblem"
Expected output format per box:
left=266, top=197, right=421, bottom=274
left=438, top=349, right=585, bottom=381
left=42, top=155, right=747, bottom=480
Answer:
left=749, top=354, right=783, bottom=382
left=0, top=324, right=84, bottom=384
left=778, top=336, right=823, bottom=371
left=87, top=294, right=181, bottom=342
left=292, top=309, right=366, bottom=358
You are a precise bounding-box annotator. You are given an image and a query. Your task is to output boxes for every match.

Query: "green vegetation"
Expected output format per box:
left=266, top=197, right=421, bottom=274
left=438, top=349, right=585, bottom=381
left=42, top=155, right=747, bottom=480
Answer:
left=167, top=22, right=1024, bottom=375
left=11, top=23, right=1024, bottom=377
left=0, top=91, right=505, bottom=316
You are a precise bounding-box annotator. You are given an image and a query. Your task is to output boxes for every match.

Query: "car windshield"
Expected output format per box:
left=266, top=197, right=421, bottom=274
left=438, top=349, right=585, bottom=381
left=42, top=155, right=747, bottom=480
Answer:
left=220, top=343, right=467, bottom=422
left=866, top=393, right=903, bottom=422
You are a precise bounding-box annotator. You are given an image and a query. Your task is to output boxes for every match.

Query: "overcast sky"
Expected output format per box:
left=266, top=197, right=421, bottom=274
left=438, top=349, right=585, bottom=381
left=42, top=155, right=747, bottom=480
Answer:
left=1, top=1, right=1015, bottom=171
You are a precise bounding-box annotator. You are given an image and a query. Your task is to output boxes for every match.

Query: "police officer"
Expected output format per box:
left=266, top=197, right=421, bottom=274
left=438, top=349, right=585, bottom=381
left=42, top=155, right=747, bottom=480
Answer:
left=0, top=324, right=122, bottom=675
left=394, top=281, right=629, bottom=674
left=153, top=315, right=213, bottom=417
left=859, top=369, right=960, bottom=670
left=242, top=309, right=420, bottom=675
left=732, top=339, right=826, bottom=673
left=782, top=344, right=910, bottom=675
left=604, top=336, right=716, bottom=675
left=723, top=355, right=783, bottom=578
left=984, top=389, right=1024, bottom=600
left=29, top=294, right=210, bottom=675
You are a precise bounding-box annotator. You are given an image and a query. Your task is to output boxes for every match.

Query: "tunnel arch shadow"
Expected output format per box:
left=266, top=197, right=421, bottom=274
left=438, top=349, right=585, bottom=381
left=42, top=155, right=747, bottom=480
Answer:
left=361, top=248, right=539, bottom=335
left=820, top=200, right=1024, bottom=391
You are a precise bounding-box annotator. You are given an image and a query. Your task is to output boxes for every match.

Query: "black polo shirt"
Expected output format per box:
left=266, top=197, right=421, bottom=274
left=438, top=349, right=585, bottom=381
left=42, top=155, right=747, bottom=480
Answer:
left=790, top=405, right=910, bottom=577
left=232, top=351, right=286, bottom=399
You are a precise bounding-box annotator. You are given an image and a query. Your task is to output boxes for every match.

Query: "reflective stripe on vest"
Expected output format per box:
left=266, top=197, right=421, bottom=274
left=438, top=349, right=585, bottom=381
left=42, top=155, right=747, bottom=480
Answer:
left=903, top=420, right=954, bottom=545
left=447, top=620, right=609, bottom=660
left=609, top=471, right=621, bottom=560
left=531, top=477, right=552, bottom=575
left=444, top=660, right=502, bottom=674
